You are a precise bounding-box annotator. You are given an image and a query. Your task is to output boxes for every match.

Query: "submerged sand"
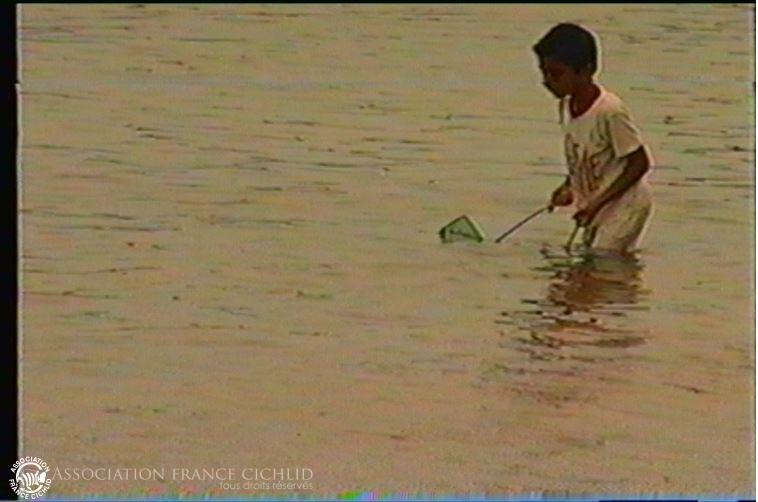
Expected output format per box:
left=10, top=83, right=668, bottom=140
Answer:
left=20, top=4, right=754, bottom=497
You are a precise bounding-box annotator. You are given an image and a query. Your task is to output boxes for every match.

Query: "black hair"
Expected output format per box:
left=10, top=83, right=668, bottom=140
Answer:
left=533, top=23, right=598, bottom=74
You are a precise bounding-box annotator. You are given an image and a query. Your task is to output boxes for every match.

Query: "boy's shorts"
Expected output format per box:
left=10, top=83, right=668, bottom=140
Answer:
left=582, top=183, right=653, bottom=253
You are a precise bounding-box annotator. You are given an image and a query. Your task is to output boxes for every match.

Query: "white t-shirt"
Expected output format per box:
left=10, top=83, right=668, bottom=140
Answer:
left=559, top=85, right=653, bottom=224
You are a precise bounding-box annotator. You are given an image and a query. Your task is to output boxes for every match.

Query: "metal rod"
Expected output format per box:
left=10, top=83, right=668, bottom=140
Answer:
left=494, top=206, right=551, bottom=243
left=564, top=223, right=580, bottom=253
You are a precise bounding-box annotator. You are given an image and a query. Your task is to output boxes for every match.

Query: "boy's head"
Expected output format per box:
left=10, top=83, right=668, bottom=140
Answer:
left=533, top=23, right=599, bottom=98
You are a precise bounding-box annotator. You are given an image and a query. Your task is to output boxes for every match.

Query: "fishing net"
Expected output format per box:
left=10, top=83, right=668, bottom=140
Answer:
left=438, top=215, right=488, bottom=243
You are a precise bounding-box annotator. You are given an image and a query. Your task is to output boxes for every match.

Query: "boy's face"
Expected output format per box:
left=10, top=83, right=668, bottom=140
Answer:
left=538, top=57, right=582, bottom=98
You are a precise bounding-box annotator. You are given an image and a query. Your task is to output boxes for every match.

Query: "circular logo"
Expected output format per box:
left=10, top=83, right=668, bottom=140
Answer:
left=9, top=457, right=51, bottom=499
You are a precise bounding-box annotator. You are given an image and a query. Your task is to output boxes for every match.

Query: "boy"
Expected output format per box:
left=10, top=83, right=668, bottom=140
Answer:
left=533, top=23, right=653, bottom=253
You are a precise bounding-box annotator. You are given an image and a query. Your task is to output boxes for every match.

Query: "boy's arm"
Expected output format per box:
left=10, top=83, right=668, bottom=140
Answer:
left=573, top=146, right=649, bottom=227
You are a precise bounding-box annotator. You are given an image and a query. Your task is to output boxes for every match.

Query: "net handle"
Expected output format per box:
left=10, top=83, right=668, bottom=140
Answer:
left=494, top=206, right=552, bottom=243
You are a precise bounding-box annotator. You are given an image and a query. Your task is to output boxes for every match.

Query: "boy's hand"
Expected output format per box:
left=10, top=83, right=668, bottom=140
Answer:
left=550, top=183, right=573, bottom=207
left=573, top=204, right=600, bottom=227
left=572, top=147, right=650, bottom=228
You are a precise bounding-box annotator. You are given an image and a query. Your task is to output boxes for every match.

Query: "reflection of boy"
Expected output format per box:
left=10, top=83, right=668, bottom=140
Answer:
left=533, top=23, right=653, bottom=253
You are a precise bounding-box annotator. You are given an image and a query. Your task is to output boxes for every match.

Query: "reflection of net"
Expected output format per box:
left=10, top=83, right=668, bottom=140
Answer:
left=532, top=254, right=641, bottom=313
left=497, top=253, right=650, bottom=362
left=545, top=256, right=645, bottom=312
left=485, top=253, right=652, bottom=406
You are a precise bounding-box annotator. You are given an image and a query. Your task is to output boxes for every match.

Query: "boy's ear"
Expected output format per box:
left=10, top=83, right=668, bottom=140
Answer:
left=579, top=64, right=596, bottom=77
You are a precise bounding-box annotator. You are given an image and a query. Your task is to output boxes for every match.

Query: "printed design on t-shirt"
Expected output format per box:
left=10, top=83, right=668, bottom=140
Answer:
left=564, top=133, right=613, bottom=196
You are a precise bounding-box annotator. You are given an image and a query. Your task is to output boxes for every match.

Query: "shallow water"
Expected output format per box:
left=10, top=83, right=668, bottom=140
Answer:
left=20, top=4, right=754, bottom=496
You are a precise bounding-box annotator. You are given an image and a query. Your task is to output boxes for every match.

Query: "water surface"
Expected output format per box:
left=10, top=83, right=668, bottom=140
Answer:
left=21, top=4, right=754, bottom=496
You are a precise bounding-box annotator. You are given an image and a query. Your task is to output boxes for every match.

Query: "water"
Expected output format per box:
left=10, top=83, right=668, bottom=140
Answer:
left=20, top=4, right=754, bottom=496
